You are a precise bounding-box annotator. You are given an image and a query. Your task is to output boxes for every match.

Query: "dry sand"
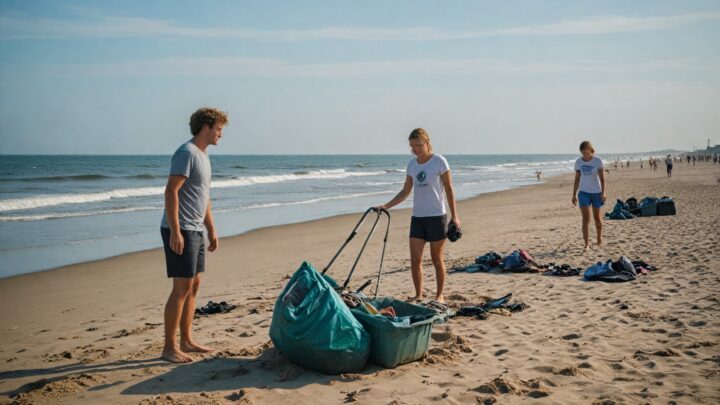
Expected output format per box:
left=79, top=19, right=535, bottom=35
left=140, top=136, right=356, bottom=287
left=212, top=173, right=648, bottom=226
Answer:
left=1, top=162, right=718, bottom=404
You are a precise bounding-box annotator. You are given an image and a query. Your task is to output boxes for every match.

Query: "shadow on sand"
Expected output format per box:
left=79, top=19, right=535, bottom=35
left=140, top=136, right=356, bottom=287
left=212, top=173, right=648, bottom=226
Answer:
left=121, top=346, right=384, bottom=397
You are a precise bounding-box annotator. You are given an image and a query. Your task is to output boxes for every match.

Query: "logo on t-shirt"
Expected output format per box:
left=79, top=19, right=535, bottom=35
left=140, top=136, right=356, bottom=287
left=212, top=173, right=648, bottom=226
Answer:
left=581, top=165, right=594, bottom=175
left=416, top=171, right=427, bottom=183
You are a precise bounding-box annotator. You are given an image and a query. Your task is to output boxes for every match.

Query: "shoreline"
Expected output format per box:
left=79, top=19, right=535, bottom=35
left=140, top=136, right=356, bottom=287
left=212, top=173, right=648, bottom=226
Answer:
left=2, top=173, right=558, bottom=280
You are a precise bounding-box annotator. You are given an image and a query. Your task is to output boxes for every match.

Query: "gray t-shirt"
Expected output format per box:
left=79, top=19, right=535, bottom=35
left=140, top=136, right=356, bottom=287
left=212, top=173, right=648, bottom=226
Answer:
left=161, top=140, right=212, bottom=232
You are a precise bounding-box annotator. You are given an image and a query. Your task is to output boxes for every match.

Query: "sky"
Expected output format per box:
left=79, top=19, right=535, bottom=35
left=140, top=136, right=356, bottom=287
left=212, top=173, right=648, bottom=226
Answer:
left=0, top=0, right=719, bottom=155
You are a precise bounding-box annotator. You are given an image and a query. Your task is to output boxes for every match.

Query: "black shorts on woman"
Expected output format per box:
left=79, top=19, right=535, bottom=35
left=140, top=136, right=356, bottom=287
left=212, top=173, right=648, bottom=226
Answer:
left=409, top=215, right=447, bottom=242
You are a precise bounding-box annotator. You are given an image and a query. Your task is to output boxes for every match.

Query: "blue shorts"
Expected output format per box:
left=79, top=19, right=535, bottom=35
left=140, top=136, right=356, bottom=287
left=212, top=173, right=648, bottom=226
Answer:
left=578, top=191, right=604, bottom=208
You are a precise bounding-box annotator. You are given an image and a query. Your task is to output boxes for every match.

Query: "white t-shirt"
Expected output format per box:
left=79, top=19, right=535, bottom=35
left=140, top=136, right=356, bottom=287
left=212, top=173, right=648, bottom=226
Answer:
left=406, top=154, right=450, bottom=217
left=575, top=156, right=604, bottom=194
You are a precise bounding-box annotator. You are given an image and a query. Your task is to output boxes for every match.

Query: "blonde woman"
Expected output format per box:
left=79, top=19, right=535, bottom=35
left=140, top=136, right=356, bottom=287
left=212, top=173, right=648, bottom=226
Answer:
left=378, top=128, right=460, bottom=304
left=572, top=141, right=606, bottom=251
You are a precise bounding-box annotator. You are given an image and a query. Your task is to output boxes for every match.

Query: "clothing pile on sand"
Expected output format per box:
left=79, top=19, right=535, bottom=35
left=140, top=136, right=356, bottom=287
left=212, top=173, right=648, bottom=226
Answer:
left=452, top=249, right=581, bottom=277
left=537, top=263, right=582, bottom=277
left=194, top=300, right=237, bottom=317
left=455, top=293, right=529, bottom=320
left=451, top=250, right=657, bottom=282
left=584, top=256, right=658, bottom=283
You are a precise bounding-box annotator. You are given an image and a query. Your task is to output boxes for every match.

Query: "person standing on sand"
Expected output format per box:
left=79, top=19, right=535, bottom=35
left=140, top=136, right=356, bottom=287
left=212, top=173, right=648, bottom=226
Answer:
left=160, top=107, right=228, bottom=363
left=572, top=141, right=606, bottom=251
left=377, top=128, right=460, bottom=304
left=665, top=154, right=673, bottom=178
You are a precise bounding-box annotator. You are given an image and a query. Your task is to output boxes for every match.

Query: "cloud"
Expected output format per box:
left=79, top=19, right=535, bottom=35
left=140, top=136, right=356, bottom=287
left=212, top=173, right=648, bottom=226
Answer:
left=494, top=12, right=720, bottom=36
left=1, top=11, right=719, bottom=41
left=17, top=56, right=719, bottom=79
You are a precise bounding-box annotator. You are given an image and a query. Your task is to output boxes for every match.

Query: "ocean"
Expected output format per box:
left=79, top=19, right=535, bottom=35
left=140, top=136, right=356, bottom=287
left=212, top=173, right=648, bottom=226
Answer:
left=0, top=154, right=581, bottom=278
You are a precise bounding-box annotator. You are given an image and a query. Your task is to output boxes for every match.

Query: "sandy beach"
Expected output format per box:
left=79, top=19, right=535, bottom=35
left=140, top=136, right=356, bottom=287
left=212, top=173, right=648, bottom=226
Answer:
left=1, top=162, right=718, bottom=404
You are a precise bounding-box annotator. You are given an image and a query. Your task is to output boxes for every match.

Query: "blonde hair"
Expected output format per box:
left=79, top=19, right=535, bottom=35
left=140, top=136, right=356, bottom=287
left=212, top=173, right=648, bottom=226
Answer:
left=408, top=128, right=432, bottom=153
left=579, top=140, right=595, bottom=154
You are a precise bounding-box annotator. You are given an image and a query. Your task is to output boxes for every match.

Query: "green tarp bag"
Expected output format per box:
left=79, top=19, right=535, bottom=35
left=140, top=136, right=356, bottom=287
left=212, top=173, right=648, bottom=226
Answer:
left=269, top=261, right=370, bottom=374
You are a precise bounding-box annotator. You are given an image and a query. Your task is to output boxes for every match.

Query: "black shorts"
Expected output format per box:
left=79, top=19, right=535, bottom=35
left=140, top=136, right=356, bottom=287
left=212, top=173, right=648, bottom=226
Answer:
left=409, top=215, right=447, bottom=242
left=161, top=227, right=205, bottom=278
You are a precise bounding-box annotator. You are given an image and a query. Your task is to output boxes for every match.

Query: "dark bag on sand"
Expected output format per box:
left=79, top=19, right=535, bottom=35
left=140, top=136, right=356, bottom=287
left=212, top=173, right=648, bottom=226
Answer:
left=626, top=197, right=641, bottom=216
left=639, top=197, right=659, bottom=217
left=657, top=196, right=676, bottom=216
left=605, top=199, right=635, bottom=220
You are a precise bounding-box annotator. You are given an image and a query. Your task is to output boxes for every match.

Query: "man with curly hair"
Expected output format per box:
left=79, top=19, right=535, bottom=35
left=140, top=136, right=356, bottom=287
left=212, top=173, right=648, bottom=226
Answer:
left=160, top=107, right=228, bottom=363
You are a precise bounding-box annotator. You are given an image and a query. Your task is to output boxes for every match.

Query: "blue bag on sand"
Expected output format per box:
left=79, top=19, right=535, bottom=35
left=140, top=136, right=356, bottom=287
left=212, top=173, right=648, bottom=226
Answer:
left=639, top=197, right=658, bottom=217
left=269, top=261, right=370, bottom=374
left=583, top=261, right=613, bottom=280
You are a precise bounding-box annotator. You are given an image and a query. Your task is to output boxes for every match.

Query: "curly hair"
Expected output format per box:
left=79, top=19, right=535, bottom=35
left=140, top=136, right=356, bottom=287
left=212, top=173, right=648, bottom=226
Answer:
left=189, top=107, right=229, bottom=136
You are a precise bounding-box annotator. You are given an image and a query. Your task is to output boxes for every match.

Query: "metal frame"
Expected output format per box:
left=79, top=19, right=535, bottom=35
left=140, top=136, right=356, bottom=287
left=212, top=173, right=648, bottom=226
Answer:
left=321, top=207, right=391, bottom=298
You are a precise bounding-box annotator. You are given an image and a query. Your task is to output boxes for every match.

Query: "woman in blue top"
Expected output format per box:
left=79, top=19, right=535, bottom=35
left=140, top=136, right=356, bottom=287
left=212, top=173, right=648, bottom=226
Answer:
left=378, top=128, right=460, bottom=304
left=572, top=141, right=606, bottom=251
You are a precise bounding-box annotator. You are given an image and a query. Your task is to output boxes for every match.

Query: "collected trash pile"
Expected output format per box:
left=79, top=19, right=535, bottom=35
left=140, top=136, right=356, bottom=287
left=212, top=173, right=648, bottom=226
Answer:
left=606, top=196, right=677, bottom=220
left=451, top=249, right=656, bottom=282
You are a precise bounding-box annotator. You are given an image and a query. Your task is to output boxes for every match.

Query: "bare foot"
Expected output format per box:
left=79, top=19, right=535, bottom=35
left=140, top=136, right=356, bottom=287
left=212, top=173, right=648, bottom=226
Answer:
left=435, top=295, right=445, bottom=304
left=180, top=341, right=213, bottom=353
left=407, top=295, right=423, bottom=303
left=161, top=348, right=193, bottom=363
left=583, top=245, right=590, bottom=252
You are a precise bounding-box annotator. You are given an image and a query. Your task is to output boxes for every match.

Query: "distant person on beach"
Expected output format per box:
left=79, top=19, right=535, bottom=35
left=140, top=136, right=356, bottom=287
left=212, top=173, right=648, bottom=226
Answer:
left=572, top=141, right=606, bottom=251
left=687, top=155, right=691, bottom=164
left=536, top=170, right=542, bottom=181
left=160, top=107, right=228, bottom=363
left=378, top=128, right=460, bottom=304
left=665, top=155, right=673, bottom=177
